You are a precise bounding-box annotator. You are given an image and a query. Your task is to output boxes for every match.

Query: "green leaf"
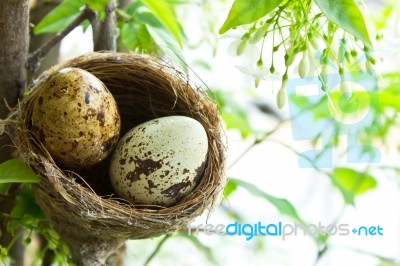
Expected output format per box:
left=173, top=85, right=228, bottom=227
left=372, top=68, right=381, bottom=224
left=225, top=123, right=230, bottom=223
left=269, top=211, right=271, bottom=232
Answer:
left=137, top=11, right=163, bottom=27
left=230, top=178, right=304, bottom=223
left=121, top=22, right=152, bottom=51
left=221, top=113, right=252, bottom=139
left=10, top=185, right=44, bottom=220
left=125, top=1, right=142, bottom=15
left=83, top=0, right=108, bottom=11
left=8, top=185, right=45, bottom=232
left=166, top=0, right=187, bottom=4
left=213, top=90, right=253, bottom=138
left=379, top=90, right=400, bottom=111
left=0, top=247, right=7, bottom=257
left=313, top=0, right=372, bottom=48
left=146, top=24, right=187, bottom=72
left=120, top=5, right=186, bottom=70
left=210, top=90, right=228, bottom=109
left=0, top=159, right=40, bottom=184
left=378, top=259, right=400, bottom=266
left=34, top=0, right=84, bottom=34
left=223, top=180, right=238, bottom=198
left=141, top=0, right=183, bottom=47
left=332, top=167, right=377, bottom=204
left=375, top=6, right=394, bottom=30
left=0, top=183, right=6, bottom=193
left=219, top=0, right=283, bottom=34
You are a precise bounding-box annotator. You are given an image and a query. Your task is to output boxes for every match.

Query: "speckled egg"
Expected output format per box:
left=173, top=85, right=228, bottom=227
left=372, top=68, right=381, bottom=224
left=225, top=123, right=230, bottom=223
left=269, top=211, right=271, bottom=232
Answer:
left=31, top=67, right=121, bottom=169
left=109, top=116, right=208, bottom=207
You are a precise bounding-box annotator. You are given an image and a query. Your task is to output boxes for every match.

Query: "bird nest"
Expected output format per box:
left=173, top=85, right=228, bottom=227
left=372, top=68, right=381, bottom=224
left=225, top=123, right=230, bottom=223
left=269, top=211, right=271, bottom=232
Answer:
left=4, top=52, right=226, bottom=260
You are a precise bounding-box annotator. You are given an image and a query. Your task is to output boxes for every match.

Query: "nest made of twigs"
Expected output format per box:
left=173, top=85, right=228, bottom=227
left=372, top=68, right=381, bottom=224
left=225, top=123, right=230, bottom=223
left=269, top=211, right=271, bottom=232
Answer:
left=12, top=52, right=226, bottom=244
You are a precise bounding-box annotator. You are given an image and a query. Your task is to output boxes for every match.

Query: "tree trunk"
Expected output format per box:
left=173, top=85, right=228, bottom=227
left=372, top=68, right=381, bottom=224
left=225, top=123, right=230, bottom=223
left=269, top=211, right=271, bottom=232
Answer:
left=1, top=1, right=124, bottom=264
left=0, top=1, right=30, bottom=265
left=0, top=0, right=29, bottom=161
left=92, top=0, right=118, bottom=51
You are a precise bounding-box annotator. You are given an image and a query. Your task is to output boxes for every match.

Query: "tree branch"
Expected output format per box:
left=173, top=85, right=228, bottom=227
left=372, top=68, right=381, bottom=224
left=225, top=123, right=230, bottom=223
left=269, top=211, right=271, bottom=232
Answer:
left=0, top=0, right=29, bottom=162
left=27, top=7, right=95, bottom=73
left=92, top=0, right=118, bottom=51
left=118, top=0, right=132, bottom=9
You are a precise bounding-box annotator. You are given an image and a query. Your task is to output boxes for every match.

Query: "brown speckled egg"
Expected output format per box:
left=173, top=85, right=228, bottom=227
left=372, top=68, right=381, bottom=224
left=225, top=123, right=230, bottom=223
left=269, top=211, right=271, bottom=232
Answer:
left=31, top=67, right=121, bottom=169
left=109, top=116, right=208, bottom=207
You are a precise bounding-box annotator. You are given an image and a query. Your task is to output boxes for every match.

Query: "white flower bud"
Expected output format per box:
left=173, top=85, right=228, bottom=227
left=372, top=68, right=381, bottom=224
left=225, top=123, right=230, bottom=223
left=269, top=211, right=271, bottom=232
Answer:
left=298, top=51, right=310, bottom=78
left=340, top=82, right=352, bottom=99
left=277, top=82, right=287, bottom=109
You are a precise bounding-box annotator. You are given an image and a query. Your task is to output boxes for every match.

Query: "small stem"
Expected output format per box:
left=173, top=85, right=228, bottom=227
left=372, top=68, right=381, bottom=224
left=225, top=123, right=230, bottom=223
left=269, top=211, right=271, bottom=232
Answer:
left=270, top=139, right=332, bottom=178
left=7, top=228, right=26, bottom=251
left=270, top=22, right=277, bottom=68
left=27, top=7, right=95, bottom=73
left=258, top=36, right=266, bottom=64
left=228, top=120, right=287, bottom=169
left=143, top=235, right=170, bottom=266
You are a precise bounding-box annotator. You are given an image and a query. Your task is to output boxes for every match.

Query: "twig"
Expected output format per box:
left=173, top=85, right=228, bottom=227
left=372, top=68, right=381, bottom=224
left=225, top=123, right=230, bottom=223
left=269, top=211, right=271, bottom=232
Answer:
left=27, top=7, right=95, bottom=73
left=3, top=97, right=12, bottom=112
left=270, top=139, right=332, bottom=178
left=228, top=120, right=288, bottom=169
left=143, top=234, right=170, bottom=266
